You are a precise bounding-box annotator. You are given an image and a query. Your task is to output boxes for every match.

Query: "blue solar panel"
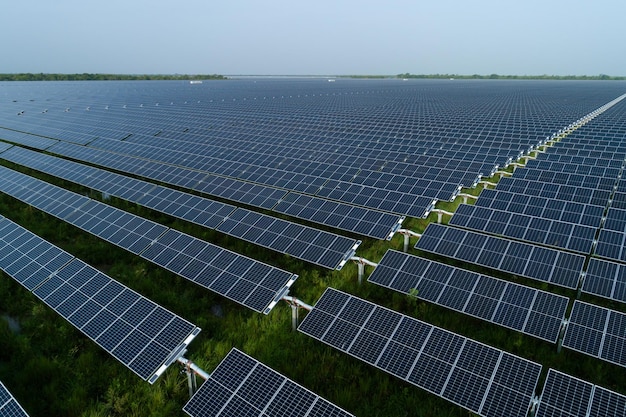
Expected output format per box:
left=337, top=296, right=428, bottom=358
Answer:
left=563, top=301, right=626, bottom=368
left=299, top=288, right=542, bottom=417
left=0, top=165, right=297, bottom=314
left=450, top=204, right=596, bottom=254
left=0, top=215, right=200, bottom=384
left=368, top=250, right=568, bottom=342
left=582, top=258, right=626, bottom=304
left=0, top=381, right=30, bottom=417
left=415, top=223, right=585, bottom=289
left=183, top=348, right=354, bottom=417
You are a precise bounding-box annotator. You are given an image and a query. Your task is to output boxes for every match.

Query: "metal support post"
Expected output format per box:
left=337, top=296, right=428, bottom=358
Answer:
left=282, top=295, right=313, bottom=331
left=557, top=319, right=569, bottom=354
left=290, top=303, right=299, bottom=332
left=349, top=256, right=378, bottom=284
left=357, top=262, right=365, bottom=285
left=397, top=229, right=422, bottom=252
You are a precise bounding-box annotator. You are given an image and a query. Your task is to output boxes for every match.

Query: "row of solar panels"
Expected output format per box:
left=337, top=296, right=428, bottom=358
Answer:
left=4, top=81, right=612, bottom=220
left=0, top=145, right=360, bottom=270
left=0, top=207, right=355, bottom=417
left=0, top=165, right=297, bottom=314
left=0, top=214, right=200, bottom=383
left=186, top=294, right=626, bottom=417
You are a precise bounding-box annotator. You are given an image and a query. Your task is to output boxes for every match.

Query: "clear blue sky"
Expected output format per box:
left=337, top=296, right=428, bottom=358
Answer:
left=2, top=0, right=624, bottom=76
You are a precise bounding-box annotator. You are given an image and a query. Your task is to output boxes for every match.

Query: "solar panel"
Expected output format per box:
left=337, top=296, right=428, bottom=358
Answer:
left=0, top=166, right=297, bottom=314
left=535, top=369, right=594, bottom=417
left=495, top=177, right=612, bottom=207
left=273, top=192, right=406, bottom=240
left=536, top=368, right=626, bottom=417
left=368, top=250, right=568, bottom=342
left=562, top=300, right=626, bottom=368
left=450, top=204, right=596, bottom=254
left=216, top=208, right=360, bottom=270
left=0, top=215, right=200, bottom=384
left=475, top=188, right=604, bottom=228
left=183, top=348, right=355, bottom=417
left=415, top=223, right=584, bottom=289
left=139, top=228, right=297, bottom=314
left=0, top=381, right=30, bottom=417
left=298, top=288, right=542, bottom=417
left=44, top=141, right=405, bottom=240
left=0, top=146, right=360, bottom=270
left=582, top=258, right=626, bottom=304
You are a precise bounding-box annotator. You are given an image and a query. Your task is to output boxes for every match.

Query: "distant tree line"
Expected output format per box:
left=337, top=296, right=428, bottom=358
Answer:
left=0, top=73, right=227, bottom=81
left=397, top=73, right=626, bottom=80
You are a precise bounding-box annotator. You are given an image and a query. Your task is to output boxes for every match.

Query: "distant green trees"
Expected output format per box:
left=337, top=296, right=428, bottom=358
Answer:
left=397, top=72, right=626, bottom=80
left=0, top=73, right=227, bottom=81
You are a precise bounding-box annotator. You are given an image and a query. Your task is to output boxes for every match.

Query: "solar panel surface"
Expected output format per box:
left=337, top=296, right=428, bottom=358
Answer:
left=183, top=348, right=355, bottom=417
left=298, top=288, right=542, bottom=417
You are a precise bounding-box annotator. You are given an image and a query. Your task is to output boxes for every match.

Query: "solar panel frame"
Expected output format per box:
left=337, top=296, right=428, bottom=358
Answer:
left=450, top=204, right=596, bottom=254
left=368, top=250, right=568, bottom=343
left=562, top=300, right=626, bottom=368
left=535, top=369, right=594, bottom=417
left=183, top=348, right=355, bottom=417
left=298, top=288, right=542, bottom=417
left=0, top=215, right=200, bottom=384
left=0, top=381, right=30, bottom=417
left=415, top=223, right=584, bottom=289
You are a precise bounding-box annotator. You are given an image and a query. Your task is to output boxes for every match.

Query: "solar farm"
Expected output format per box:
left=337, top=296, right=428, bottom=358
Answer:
left=1, top=78, right=626, bottom=416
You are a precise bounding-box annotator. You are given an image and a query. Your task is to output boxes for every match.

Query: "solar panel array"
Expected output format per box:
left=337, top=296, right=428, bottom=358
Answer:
left=495, top=176, right=612, bottom=207
left=3, top=80, right=626, bottom=416
left=415, top=223, right=585, bottom=289
left=0, top=382, right=30, bottom=417
left=368, top=250, right=569, bottom=342
left=449, top=203, right=596, bottom=254
left=582, top=258, right=626, bottom=303
left=43, top=140, right=403, bottom=240
left=183, top=348, right=354, bottom=417
left=562, top=300, right=626, bottom=368
left=0, top=145, right=360, bottom=270
left=474, top=188, right=604, bottom=228
left=0, top=215, right=200, bottom=383
left=535, top=369, right=626, bottom=417
left=298, top=288, right=542, bottom=417
left=0, top=165, right=297, bottom=314
left=2, top=80, right=621, bottom=242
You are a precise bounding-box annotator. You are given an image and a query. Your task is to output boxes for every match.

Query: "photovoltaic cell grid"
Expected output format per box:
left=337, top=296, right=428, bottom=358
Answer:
left=594, top=207, right=626, bottom=263
left=562, top=300, right=626, bottom=369
left=415, top=223, right=585, bottom=289
left=140, top=228, right=297, bottom=314
left=298, top=288, right=542, bottom=417
left=368, top=250, right=569, bottom=342
left=0, top=381, right=30, bottom=417
left=535, top=369, right=626, bottom=417
left=44, top=141, right=403, bottom=240
left=0, top=166, right=297, bottom=314
left=525, top=158, right=622, bottom=179
left=216, top=208, right=360, bottom=269
left=273, top=192, right=406, bottom=240
left=583, top=258, right=626, bottom=303
left=495, top=177, right=612, bottom=207
left=449, top=204, right=597, bottom=254
left=0, top=215, right=200, bottom=383
left=475, top=188, right=604, bottom=228
left=512, top=167, right=617, bottom=191
left=0, top=145, right=360, bottom=270
left=0, top=127, right=57, bottom=150
left=183, top=348, right=355, bottom=417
